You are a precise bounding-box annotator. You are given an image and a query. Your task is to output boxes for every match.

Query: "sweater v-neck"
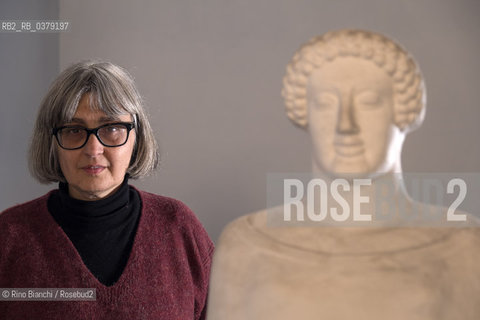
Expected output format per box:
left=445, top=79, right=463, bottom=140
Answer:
left=47, top=177, right=141, bottom=287
left=43, top=188, right=144, bottom=291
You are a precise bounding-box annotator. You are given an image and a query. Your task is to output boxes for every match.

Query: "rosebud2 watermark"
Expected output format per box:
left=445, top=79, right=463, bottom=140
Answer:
left=284, top=178, right=373, bottom=222
left=266, top=173, right=479, bottom=227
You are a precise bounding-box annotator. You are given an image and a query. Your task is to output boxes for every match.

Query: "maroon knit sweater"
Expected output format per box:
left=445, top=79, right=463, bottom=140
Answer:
left=0, top=189, right=214, bottom=319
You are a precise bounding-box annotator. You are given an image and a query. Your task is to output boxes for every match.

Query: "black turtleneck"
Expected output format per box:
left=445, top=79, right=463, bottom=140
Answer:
left=47, top=176, right=141, bottom=286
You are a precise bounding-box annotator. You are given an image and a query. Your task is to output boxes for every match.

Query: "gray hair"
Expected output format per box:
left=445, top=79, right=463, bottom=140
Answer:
left=29, top=60, right=159, bottom=183
left=282, top=29, right=426, bottom=132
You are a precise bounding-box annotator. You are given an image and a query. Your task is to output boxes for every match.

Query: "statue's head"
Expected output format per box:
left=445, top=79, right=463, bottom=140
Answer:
left=282, top=29, right=426, bottom=178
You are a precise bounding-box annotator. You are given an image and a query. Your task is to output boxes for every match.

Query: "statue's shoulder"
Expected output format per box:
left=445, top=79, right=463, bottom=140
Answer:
left=218, top=204, right=287, bottom=242
left=217, top=209, right=267, bottom=247
left=409, top=200, right=480, bottom=227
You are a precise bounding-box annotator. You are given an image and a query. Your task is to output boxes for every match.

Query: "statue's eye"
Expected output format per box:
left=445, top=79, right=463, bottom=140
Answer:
left=314, top=92, right=338, bottom=109
left=356, top=91, right=380, bottom=108
left=355, top=90, right=381, bottom=109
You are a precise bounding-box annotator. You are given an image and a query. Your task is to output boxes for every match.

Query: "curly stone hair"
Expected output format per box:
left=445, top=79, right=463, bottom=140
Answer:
left=281, top=29, right=426, bottom=132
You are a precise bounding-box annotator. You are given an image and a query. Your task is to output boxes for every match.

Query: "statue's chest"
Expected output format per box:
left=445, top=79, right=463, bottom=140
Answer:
left=232, top=250, right=476, bottom=320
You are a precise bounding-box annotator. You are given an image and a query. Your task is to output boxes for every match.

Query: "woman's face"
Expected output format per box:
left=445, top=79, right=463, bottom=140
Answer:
left=56, top=93, right=136, bottom=201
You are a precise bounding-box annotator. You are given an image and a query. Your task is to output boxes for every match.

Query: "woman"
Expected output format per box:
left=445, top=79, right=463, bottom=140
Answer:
left=0, top=60, right=214, bottom=319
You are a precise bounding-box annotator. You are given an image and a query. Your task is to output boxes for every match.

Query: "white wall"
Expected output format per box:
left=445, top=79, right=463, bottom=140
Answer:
left=0, top=0, right=59, bottom=211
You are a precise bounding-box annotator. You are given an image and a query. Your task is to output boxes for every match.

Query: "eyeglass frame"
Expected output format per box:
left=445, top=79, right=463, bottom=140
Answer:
left=52, top=122, right=135, bottom=150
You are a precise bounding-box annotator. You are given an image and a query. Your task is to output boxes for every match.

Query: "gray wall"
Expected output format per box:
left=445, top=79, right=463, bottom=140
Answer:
left=2, top=0, right=479, bottom=242
left=0, top=0, right=59, bottom=211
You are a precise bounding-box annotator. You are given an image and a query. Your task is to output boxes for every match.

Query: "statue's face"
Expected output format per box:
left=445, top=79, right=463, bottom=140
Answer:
left=307, top=57, right=403, bottom=178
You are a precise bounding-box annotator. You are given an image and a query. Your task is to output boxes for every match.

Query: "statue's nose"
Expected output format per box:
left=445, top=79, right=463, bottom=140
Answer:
left=336, top=90, right=359, bottom=135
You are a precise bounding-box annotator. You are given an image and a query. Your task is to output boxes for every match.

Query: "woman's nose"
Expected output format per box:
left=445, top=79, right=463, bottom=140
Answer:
left=83, top=133, right=104, bottom=156
left=336, top=91, right=359, bottom=135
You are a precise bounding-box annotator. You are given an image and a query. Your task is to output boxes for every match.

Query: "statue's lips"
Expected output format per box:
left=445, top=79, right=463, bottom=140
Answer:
left=335, top=144, right=365, bottom=157
left=334, top=135, right=364, bottom=157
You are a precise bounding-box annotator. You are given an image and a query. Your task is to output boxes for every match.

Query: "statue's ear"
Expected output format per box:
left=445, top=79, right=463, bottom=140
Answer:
left=394, top=101, right=425, bottom=135
left=393, top=71, right=426, bottom=134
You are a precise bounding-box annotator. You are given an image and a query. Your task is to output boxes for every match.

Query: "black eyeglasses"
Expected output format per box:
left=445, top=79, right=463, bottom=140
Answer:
left=52, top=122, right=135, bottom=150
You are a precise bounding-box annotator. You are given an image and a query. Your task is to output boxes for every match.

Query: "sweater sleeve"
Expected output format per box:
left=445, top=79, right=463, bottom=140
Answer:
left=197, top=249, right=214, bottom=320
left=173, top=200, right=215, bottom=320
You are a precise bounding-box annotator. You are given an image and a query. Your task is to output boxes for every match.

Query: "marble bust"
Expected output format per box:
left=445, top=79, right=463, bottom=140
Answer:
left=207, top=30, right=480, bottom=319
